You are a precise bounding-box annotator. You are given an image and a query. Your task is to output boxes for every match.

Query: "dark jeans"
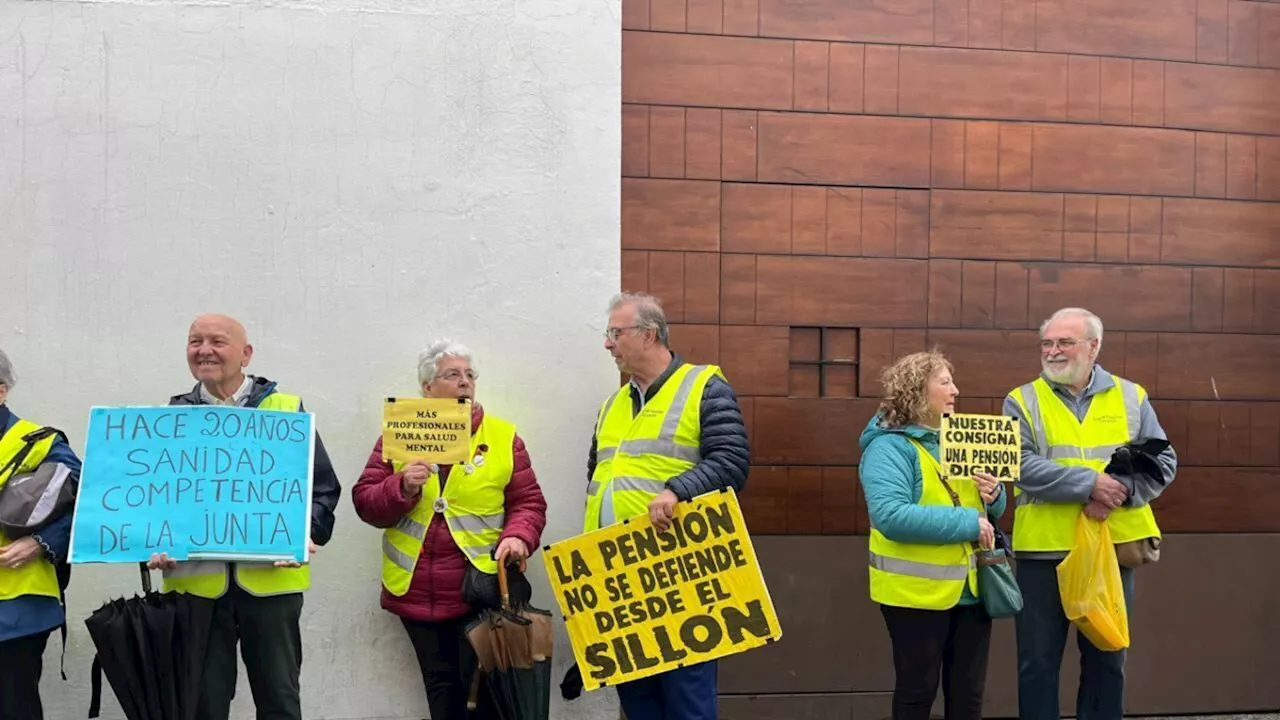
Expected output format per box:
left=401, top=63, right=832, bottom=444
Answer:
left=1015, top=558, right=1135, bottom=720
left=197, top=583, right=304, bottom=720
left=0, top=629, right=51, bottom=720
left=880, top=603, right=992, bottom=720
left=402, top=615, right=497, bottom=720
left=615, top=660, right=717, bottom=720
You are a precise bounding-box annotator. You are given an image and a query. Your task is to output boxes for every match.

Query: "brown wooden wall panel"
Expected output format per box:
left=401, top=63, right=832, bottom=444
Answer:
left=1165, top=63, right=1280, bottom=134
left=722, top=184, right=928, bottom=257
left=1158, top=333, right=1280, bottom=400
left=752, top=398, right=879, bottom=464
left=621, top=178, right=720, bottom=251
left=1152, top=467, right=1280, bottom=532
left=1035, top=0, right=1198, bottom=62
left=1032, top=126, right=1196, bottom=196
left=739, top=466, right=861, bottom=535
left=757, top=0, right=935, bottom=44
left=929, top=191, right=1065, bottom=260
left=623, top=32, right=795, bottom=109
left=1162, top=199, right=1280, bottom=267
left=756, top=113, right=933, bottom=187
left=753, top=256, right=929, bottom=326
left=900, top=48, right=1069, bottom=121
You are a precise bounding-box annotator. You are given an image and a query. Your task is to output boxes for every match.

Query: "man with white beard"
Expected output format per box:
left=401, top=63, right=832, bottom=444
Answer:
left=1002, top=307, right=1176, bottom=720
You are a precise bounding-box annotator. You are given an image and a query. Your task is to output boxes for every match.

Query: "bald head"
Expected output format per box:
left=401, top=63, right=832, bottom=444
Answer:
left=190, top=313, right=248, bottom=345
left=187, top=314, right=254, bottom=398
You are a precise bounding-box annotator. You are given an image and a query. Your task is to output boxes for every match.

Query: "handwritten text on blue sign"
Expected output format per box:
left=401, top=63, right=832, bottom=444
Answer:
left=70, top=406, right=315, bottom=564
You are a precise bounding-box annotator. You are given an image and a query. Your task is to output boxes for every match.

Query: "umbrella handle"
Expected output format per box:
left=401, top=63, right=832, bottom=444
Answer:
left=497, top=556, right=510, bottom=610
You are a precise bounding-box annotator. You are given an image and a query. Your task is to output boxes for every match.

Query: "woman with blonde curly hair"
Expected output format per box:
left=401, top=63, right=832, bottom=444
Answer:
left=858, top=350, right=1007, bottom=720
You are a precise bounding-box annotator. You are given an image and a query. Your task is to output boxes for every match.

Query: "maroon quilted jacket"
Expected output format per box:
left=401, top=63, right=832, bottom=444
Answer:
left=351, top=404, right=548, bottom=623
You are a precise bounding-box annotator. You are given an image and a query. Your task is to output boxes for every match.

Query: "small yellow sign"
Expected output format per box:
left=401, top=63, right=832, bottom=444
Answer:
left=381, top=397, right=472, bottom=465
left=940, top=412, right=1021, bottom=481
left=542, top=488, right=782, bottom=691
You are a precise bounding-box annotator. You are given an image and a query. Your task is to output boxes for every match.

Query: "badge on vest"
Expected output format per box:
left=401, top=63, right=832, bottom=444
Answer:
left=433, top=497, right=449, bottom=514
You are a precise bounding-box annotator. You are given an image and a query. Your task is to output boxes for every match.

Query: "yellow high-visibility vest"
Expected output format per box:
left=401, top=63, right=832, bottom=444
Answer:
left=1007, top=375, right=1161, bottom=552
left=162, top=392, right=312, bottom=599
left=0, top=419, right=61, bottom=602
left=381, top=414, right=515, bottom=596
left=584, top=363, right=721, bottom=533
left=868, top=436, right=981, bottom=610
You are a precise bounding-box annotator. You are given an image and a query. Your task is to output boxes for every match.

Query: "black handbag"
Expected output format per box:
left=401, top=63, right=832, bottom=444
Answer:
left=462, top=560, right=532, bottom=611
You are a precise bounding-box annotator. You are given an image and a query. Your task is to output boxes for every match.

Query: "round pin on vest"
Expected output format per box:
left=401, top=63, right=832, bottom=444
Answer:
left=433, top=497, right=448, bottom=513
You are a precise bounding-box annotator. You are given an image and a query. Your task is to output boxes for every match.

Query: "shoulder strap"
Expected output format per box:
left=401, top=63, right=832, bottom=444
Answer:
left=906, top=436, right=982, bottom=551
left=0, top=426, right=65, bottom=482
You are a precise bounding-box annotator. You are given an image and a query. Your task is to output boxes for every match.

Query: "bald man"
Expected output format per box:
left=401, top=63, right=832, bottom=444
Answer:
left=147, top=314, right=341, bottom=720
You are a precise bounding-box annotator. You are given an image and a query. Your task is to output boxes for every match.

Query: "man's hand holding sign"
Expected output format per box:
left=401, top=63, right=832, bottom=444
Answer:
left=545, top=488, right=780, bottom=692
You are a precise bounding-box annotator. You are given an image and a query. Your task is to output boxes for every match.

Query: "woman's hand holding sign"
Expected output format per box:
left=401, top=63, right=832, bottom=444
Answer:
left=973, top=471, right=1002, bottom=505
left=400, top=460, right=433, bottom=499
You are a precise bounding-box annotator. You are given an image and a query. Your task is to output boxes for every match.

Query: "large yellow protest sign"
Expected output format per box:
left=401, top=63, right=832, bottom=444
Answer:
left=381, top=398, right=471, bottom=465
left=940, top=413, right=1021, bottom=481
left=543, top=488, right=781, bottom=691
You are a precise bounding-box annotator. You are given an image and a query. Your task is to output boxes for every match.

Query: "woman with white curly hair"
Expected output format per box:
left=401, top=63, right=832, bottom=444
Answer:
left=351, top=339, right=547, bottom=720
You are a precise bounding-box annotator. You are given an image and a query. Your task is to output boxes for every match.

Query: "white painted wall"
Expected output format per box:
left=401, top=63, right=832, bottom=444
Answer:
left=0, top=0, right=621, bottom=717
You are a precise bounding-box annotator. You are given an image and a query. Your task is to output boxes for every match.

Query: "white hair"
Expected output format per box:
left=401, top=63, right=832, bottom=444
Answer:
left=0, top=348, right=14, bottom=388
left=417, top=339, right=475, bottom=385
left=608, top=291, right=670, bottom=346
left=1040, top=307, right=1104, bottom=352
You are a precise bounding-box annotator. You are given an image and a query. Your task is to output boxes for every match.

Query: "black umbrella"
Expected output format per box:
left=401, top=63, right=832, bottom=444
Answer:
left=1103, top=438, right=1170, bottom=486
left=465, top=560, right=554, bottom=720
left=84, top=562, right=216, bottom=720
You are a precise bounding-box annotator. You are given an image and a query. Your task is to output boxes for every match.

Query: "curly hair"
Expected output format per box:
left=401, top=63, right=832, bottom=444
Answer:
left=876, top=350, right=954, bottom=428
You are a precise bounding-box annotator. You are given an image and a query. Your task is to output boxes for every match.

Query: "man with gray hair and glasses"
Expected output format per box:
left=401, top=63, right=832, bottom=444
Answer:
left=583, top=292, right=750, bottom=720
left=1003, top=307, right=1177, bottom=720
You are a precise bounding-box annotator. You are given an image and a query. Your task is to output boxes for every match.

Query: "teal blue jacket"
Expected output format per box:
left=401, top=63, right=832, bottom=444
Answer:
left=858, top=415, right=1008, bottom=605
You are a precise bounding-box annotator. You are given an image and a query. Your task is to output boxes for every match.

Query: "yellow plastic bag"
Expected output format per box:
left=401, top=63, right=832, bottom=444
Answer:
left=1056, top=514, right=1129, bottom=651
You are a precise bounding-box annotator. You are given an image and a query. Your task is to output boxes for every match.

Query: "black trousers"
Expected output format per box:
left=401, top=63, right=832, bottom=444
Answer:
left=880, top=603, right=992, bottom=720
left=197, top=583, right=304, bottom=720
left=402, top=615, right=498, bottom=720
left=0, top=629, right=51, bottom=720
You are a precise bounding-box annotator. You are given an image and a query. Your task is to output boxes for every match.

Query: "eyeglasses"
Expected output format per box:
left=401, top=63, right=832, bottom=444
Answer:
left=1040, top=338, right=1085, bottom=352
left=438, top=369, right=478, bottom=383
left=604, top=326, right=642, bottom=342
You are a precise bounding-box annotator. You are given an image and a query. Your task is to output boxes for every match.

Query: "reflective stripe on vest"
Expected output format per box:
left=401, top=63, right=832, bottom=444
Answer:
left=162, top=392, right=311, bottom=599
left=0, top=419, right=61, bottom=602
left=1008, top=376, right=1161, bottom=552
left=584, top=363, right=721, bottom=533
left=381, top=414, right=516, bottom=596
left=867, top=436, right=981, bottom=611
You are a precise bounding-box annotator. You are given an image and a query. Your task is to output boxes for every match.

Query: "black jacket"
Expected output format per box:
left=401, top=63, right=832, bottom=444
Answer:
left=169, top=375, right=341, bottom=546
left=587, top=354, right=750, bottom=501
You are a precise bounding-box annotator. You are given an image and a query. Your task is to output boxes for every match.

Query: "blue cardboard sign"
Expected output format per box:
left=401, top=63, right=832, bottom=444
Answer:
left=69, top=406, right=315, bottom=564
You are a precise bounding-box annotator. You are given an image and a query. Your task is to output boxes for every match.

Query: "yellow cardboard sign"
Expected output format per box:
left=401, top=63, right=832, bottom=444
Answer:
left=542, top=488, right=781, bottom=691
left=381, top=397, right=471, bottom=465
left=940, top=412, right=1020, bottom=481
